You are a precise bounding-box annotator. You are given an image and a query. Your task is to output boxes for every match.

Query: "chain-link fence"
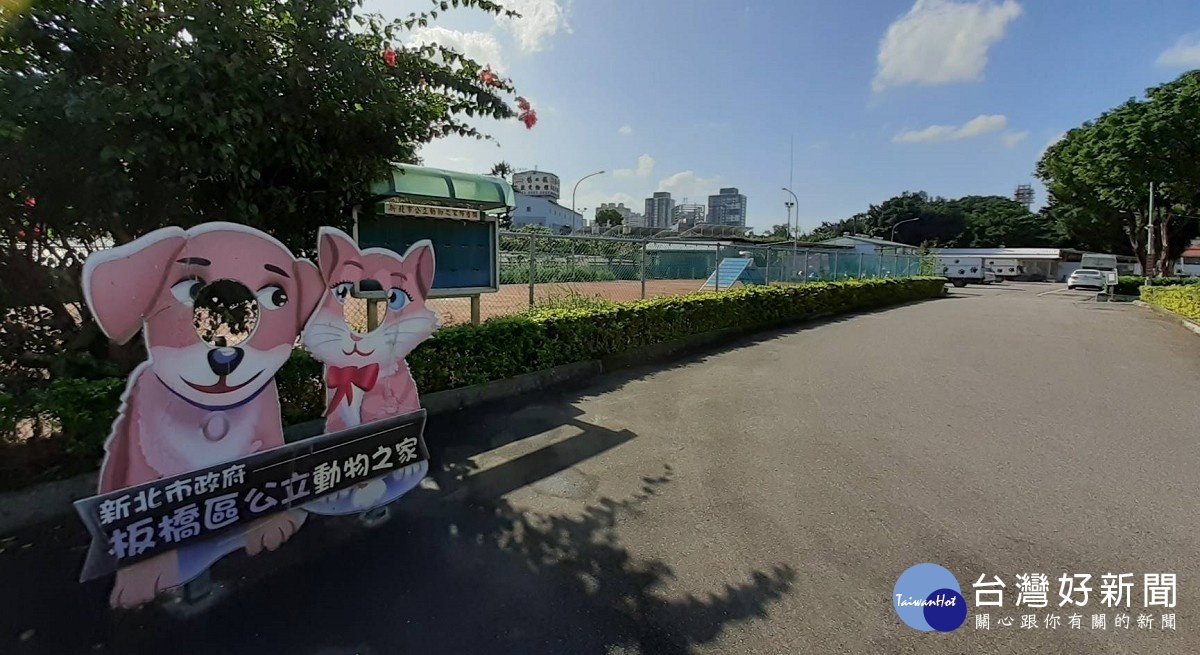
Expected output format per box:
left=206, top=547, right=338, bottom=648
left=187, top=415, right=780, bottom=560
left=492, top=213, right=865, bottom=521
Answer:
left=344, top=232, right=926, bottom=327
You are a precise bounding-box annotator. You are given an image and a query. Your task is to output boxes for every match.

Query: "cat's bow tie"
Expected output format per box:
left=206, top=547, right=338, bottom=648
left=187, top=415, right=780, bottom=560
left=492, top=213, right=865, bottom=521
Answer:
left=325, top=363, right=380, bottom=416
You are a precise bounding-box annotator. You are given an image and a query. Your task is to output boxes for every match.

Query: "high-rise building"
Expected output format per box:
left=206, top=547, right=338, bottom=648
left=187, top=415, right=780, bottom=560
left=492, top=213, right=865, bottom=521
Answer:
left=707, top=187, right=747, bottom=227
left=627, top=212, right=646, bottom=228
left=512, top=170, right=561, bottom=201
left=644, top=192, right=675, bottom=229
left=672, top=203, right=706, bottom=228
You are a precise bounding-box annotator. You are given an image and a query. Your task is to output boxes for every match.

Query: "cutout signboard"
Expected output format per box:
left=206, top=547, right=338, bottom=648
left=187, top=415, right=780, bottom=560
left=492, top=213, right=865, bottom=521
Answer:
left=74, top=222, right=439, bottom=609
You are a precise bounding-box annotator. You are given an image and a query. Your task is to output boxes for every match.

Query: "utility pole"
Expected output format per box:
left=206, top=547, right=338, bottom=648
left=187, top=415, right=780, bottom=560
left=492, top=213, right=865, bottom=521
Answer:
left=1146, top=181, right=1155, bottom=282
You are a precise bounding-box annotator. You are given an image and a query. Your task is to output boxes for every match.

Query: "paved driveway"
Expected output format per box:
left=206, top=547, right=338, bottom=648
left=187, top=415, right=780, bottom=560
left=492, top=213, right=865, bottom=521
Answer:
left=3, top=282, right=1199, bottom=654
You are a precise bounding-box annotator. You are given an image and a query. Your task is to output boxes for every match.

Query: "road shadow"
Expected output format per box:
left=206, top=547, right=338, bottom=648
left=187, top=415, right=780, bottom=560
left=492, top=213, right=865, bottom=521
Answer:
left=4, top=458, right=796, bottom=655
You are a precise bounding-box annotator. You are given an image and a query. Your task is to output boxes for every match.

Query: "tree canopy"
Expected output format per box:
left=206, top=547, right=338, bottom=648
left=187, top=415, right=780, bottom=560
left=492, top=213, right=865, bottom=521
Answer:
left=1037, top=70, right=1200, bottom=274
left=800, top=191, right=1059, bottom=248
left=594, top=207, right=623, bottom=227
left=0, top=0, right=531, bottom=379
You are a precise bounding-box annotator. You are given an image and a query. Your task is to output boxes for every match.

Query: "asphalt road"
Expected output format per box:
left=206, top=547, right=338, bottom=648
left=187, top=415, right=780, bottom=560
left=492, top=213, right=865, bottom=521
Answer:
left=4, top=282, right=1200, bottom=654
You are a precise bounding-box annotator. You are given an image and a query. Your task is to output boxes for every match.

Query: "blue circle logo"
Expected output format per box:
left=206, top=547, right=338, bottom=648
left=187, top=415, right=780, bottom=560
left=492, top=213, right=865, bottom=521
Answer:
left=893, top=563, right=967, bottom=632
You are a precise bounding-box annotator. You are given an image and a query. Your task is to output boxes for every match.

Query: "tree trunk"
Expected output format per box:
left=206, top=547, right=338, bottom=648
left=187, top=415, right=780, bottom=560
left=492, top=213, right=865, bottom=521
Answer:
left=1159, top=215, right=1173, bottom=276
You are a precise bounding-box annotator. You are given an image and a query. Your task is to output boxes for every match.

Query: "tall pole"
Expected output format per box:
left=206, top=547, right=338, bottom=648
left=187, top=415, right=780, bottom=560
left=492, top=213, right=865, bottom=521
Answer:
left=1146, top=181, right=1155, bottom=281
left=782, top=187, right=800, bottom=278
left=571, top=170, right=605, bottom=218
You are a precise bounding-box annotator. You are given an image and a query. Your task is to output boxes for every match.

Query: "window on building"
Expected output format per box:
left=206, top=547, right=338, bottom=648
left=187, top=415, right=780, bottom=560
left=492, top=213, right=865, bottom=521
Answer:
left=526, top=206, right=531, bottom=212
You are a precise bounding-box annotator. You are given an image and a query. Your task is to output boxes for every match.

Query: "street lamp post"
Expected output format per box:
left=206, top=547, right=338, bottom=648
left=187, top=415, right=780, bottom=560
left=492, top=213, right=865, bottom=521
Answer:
left=890, top=217, right=920, bottom=243
left=571, top=170, right=605, bottom=217
left=782, top=187, right=800, bottom=278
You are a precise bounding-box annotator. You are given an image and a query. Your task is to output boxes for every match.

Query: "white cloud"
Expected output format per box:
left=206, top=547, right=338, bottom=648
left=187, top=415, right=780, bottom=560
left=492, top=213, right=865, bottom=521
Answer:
left=618, top=124, right=633, bottom=136
left=1156, top=32, right=1200, bottom=68
left=657, top=170, right=722, bottom=202
left=1002, top=130, right=1030, bottom=148
left=873, top=0, right=1023, bottom=92
left=892, top=114, right=1008, bottom=143
left=614, top=154, right=655, bottom=178
left=409, top=26, right=507, bottom=73
left=500, top=0, right=571, bottom=53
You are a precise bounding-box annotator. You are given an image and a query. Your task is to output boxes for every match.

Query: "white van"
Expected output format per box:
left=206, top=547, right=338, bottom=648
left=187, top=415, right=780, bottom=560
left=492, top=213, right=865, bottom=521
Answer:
left=936, top=256, right=986, bottom=287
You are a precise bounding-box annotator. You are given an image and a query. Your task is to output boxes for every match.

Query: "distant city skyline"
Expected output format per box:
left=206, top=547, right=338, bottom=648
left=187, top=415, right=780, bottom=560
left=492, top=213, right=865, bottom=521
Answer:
left=367, top=0, right=1200, bottom=232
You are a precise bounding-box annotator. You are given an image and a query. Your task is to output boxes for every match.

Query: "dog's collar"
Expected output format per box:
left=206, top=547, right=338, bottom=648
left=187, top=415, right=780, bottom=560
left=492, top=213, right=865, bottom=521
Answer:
left=156, top=375, right=271, bottom=412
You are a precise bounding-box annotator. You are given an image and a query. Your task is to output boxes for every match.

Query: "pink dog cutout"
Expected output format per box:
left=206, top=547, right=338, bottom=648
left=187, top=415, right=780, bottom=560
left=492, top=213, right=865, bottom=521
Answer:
left=299, top=227, right=439, bottom=514
left=83, top=222, right=324, bottom=608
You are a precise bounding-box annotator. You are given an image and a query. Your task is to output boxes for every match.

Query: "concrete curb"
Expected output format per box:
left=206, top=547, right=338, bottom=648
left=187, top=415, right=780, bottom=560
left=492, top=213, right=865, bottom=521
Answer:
left=0, top=294, right=936, bottom=534
left=1135, top=300, right=1200, bottom=336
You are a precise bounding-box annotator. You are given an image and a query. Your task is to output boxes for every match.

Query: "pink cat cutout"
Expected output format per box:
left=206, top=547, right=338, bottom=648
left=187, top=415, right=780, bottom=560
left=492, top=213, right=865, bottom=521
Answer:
left=299, top=227, right=439, bottom=514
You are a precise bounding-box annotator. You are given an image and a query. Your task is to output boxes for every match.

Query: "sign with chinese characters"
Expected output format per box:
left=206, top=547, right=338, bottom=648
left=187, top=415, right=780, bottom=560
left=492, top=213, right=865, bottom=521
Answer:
left=382, top=200, right=479, bottom=221
left=970, top=572, right=1178, bottom=633
left=75, top=410, right=427, bottom=580
left=893, top=563, right=1181, bottom=635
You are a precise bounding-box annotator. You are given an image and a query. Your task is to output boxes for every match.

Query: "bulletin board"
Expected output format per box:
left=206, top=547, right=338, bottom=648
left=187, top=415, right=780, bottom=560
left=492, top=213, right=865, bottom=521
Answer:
left=356, top=210, right=499, bottom=297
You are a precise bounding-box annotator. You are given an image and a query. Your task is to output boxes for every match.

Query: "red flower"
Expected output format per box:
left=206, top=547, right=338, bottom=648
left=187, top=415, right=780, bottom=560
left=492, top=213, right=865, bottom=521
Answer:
left=519, top=108, right=538, bottom=129
left=479, top=66, right=498, bottom=87
left=382, top=48, right=396, bottom=67
left=23, top=196, right=35, bottom=208
left=515, top=96, right=531, bottom=112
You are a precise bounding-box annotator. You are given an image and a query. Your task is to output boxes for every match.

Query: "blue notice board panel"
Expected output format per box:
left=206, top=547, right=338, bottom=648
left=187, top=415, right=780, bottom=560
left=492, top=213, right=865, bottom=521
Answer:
left=356, top=214, right=498, bottom=296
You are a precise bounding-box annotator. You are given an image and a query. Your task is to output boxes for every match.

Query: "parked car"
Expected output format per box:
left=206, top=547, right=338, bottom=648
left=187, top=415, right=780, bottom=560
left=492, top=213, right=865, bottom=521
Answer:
left=1067, top=269, right=1107, bottom=291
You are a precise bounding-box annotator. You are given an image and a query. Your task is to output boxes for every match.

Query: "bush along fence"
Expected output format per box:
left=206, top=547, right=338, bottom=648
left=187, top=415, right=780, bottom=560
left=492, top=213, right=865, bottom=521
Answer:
left=1141, top=284, right=1200, bottom=322
left=0, top=277, right=946, bottom=492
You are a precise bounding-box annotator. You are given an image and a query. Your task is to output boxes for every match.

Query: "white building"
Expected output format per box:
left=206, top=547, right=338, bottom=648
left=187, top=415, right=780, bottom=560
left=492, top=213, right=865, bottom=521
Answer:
left=512, top=170, right=561, bottom=200
left=512, top=193, right=583, bottom=234
left=1173, top=240, right=1200, bottom=277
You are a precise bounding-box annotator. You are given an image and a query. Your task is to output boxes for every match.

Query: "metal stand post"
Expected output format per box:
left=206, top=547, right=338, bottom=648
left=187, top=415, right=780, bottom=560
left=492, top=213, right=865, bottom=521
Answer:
left=366, top=299, right=381, bottom=332
left=640, top=241, right=647, bottom=299
left=184, top=570, right=212, bottom=603
left=528, top=233, right=536, bottom=308
left=764, top=247, right=771, bottom=284
left=858, top=252, right=864, bottom=278
left=470, top=295, right=481, bottom=325
left=714, top=243, right=721, bottom=291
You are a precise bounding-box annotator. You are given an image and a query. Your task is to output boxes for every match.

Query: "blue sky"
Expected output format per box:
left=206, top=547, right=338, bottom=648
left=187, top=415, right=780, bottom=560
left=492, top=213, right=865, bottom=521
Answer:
left=363, top=0, right=1200, bottom=232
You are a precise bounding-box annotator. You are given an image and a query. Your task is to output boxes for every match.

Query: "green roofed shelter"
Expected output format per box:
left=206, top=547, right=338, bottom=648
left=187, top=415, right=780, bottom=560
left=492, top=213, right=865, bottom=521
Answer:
left=366, top=162, right=514, bottom=212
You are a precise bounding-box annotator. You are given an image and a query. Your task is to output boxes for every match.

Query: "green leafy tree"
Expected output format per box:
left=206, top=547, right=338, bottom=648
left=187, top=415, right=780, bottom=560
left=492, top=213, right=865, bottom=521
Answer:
left=0, top=0, right=531, bottom=378
left=753, top=224, right=787, bottom=239
left=1038, top=71, right=1200, bottom=274
left=950, top=195, right=1062, bottom=248
left=488, top=161, right=515, bottom=179
left=594, top=207, right=623, bottom=227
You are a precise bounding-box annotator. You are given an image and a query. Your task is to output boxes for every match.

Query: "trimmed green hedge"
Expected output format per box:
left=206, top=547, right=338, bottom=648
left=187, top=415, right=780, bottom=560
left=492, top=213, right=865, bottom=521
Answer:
left=1141, top=284, right=1200, bottom=322
left=0, top=277, right=945, bottom=490
left=1113, top=275, right=1198, bottom=296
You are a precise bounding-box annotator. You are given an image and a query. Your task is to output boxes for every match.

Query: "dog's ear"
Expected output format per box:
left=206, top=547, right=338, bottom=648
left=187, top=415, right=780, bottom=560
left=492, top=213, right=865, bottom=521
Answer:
left=401, top=240, right=436, bottom=298
left=317, top=227, right=359, bottom=281
left=83, top=228, right=187, bottom=344
left=292, top=258, right=324, bottom=327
